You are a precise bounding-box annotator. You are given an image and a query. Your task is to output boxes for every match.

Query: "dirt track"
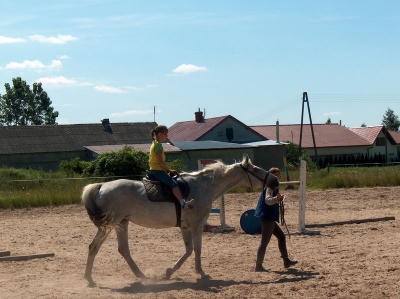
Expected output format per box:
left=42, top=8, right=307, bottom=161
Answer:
left=1, top=187, right=399, bottom=298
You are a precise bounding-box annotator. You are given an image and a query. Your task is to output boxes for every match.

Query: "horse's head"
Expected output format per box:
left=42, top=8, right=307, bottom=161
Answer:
left=240, top=154, right=269, bottom=190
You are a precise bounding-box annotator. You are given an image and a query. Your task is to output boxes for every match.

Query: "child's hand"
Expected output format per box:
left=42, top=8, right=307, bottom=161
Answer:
left=277, top=193, right=285, bottom=202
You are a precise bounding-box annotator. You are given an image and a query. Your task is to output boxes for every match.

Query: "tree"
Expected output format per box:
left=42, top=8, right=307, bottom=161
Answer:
left=285, top=141, right=317, bottom=170
left=382, top=107, right=400, bottom=132
left=361, top=123, right=366, bottom=127
left=325, top=117, right=332, bottom=124
left=0, top=77, right=58, bottom=126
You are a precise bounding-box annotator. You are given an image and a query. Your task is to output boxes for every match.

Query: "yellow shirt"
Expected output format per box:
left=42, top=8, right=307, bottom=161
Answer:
left=149, top=141, right=166, bottom=171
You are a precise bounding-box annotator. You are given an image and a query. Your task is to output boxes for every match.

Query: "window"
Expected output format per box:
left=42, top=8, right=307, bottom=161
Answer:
left=376, top=137, right=386, bottom=146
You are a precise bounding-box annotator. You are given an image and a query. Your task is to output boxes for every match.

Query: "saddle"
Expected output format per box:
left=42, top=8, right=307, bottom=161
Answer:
left=142, top=172, right=190, bottom=227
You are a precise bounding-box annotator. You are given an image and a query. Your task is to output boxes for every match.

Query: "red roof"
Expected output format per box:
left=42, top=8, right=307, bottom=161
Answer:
left=388, top=130, right=400, bottom=143
left=251, top=124, right=371, bottom=148
left=168, top=115, right=231, bottom=141
left=349, top=126, right=384, bottom=143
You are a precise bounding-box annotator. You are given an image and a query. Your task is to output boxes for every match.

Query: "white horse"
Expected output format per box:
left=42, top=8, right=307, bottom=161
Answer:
left=82, top=154, right=269, bottom=286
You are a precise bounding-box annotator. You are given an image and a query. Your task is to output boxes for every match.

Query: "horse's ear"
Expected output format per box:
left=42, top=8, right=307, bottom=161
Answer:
left=242, top=153, right=249, bottom=166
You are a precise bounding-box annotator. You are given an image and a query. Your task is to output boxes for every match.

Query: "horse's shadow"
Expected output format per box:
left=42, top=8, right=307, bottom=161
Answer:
left=103, top=269, right=319, bottom=294
left=106, top=277, right=255, bottom=294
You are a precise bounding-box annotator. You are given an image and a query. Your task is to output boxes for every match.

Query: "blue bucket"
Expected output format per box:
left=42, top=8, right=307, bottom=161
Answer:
left=240, top=209, right=262, bottom=234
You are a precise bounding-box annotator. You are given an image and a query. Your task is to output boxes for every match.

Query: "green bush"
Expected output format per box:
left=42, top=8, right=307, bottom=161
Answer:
left=59, top=158, right=91, bottom=176
left=84, top=146, right=149, bottom=178
left=285, top=141, right=317, bottom=170
left=167, top=159, right=188, bottom=173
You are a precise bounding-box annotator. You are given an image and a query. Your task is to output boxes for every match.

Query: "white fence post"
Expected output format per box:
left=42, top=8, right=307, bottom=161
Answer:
left=297, top=160, right=320, bottom=235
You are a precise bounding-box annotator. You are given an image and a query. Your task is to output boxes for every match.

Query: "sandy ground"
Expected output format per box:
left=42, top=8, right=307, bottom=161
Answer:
left=1, top=187, right=399, bottom=299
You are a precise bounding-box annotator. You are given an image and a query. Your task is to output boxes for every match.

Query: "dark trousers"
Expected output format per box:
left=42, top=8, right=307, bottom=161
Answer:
left=256, top=218, right=288, bottom=265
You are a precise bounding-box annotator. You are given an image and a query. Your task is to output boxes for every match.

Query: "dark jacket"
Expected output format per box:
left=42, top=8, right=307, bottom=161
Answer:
left=254, top=186, right=279, bottom=222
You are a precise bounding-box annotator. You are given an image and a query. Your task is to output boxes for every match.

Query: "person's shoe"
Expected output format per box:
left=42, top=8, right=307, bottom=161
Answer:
left=255, top=264, right=268, bottom=272
left=284, top=258, right=298, bottom=268
left=182, top=199, right=195, bottom=209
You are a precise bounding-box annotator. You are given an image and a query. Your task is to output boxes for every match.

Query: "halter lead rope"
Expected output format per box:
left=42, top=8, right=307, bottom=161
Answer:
left=279, top=200, right=291, bottom=238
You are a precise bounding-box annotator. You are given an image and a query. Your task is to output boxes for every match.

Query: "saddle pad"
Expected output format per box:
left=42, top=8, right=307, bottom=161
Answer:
left=142, top=177, right=190, bottom=202
left=142, top=177, right=190, bottom=228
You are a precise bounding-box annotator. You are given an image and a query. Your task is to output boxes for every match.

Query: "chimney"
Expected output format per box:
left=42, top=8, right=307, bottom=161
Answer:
left=276, top=120, right=280, bottom=143
left=101, top=118, right=113, bottom=133
left=194, top=108, right=204, bottom=123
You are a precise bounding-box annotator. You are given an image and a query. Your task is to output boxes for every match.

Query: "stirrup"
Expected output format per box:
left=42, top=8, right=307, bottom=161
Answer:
left=182, top=199, right=195, bottom=209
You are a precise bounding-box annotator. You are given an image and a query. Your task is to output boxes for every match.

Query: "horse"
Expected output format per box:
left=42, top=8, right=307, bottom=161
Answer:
left=81, top=154, right=269, bottom=287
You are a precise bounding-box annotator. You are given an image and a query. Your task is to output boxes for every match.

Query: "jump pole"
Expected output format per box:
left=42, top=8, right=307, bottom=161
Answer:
left=297, top=160, right=319, bottom=235
left=198, top=159, right=235, bottom=233
left=0, top=251, right=54, bottom=262
left=279, top=160, right=319, bottom=235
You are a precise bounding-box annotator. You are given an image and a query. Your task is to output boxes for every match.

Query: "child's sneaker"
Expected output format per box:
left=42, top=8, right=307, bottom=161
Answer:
left=182, top=199, right=195, bottom=209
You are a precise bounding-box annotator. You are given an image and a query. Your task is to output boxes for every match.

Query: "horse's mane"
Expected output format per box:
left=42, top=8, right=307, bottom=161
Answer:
left=189, top=161, right=237, bottom=179
left=183, top=155, right=250, bottom=180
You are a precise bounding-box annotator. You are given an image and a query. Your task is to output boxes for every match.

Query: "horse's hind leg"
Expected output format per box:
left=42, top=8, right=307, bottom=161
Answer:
left=116, top=219, right=147, bottom=279
left=84, top=228, right=110, bottom=287
left=192, top=223, right=210, bottom=279
left=165, top=227, right=193, bottom=279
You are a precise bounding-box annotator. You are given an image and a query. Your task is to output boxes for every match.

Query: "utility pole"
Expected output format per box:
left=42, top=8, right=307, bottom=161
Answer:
left=299, top=92, right=319, bottom=169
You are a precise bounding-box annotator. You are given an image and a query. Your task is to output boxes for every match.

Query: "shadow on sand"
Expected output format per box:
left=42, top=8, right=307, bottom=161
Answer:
left=272, top=268, right=320, bottom=283
left=102, top=269, right=319, bottom=294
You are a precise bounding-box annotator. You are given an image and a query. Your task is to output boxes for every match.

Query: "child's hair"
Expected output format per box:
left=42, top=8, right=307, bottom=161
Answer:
left=266, top=167, right=280, bottom=189
left=150, top=125, right=168, bottom=140
left=266, top=175, right=279, bottom=189
left=269, top=167, right=280, bottom=176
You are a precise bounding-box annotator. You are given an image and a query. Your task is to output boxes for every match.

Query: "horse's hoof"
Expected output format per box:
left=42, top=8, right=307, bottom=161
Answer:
left=87, top=281, right=97, bottom=288
left=197, top=271, right=210, bottom=280
left=165, top=268, right=173, bottom=279
left=201, top=274, right=211, bottom=280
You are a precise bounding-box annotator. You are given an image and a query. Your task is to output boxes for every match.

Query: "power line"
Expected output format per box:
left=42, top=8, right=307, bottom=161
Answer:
left=310, top=94, right=400, bottom=102
left=246, top=94, right=302, bottom=125
left=246, top=93, right=400, bottom=125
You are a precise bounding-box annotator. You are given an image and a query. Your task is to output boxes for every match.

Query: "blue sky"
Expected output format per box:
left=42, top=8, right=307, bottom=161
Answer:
left=1, top=0, right=399, bottom=128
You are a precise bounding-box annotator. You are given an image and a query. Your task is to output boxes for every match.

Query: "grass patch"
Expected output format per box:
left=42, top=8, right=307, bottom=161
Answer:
left=1, top=165, right=400, bottom=209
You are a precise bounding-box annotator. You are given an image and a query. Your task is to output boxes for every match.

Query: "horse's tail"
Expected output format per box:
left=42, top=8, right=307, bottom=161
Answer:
left=81, top=183, right=116, bottom=233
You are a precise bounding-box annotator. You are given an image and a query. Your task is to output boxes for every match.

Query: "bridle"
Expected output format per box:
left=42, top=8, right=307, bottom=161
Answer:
left=240, top=164, right=269, bottom=191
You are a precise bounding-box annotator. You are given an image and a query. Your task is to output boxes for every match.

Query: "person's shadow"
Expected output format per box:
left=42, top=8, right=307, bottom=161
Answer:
left=272, top=268, right=320, bottom=283
left=103, top=269, right=319, bottom=294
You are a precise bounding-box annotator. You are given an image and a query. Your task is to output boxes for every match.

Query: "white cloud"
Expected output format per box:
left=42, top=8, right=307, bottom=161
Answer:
left=94, top=85, right=125, bottom=94
left=125, top=85, right=142, bottom=91
left=111, top=109, right=154, bottom=118
left=58, top=55, right=69, bottom=60
left=36, top=76, right=92, bottom=87
left=0, top=36, right=25, bottom=44
left=28, top=34, right=78, bottom=44
left=172, top=64, right=208, bottom=75
left=4, top=59, right=62, bottom=71
left=124, top=84, right=158, bottom=91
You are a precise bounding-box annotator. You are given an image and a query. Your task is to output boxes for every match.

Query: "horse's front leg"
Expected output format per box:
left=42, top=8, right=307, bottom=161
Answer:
left=165, top=226, right=193, bottom=279
left=192, top=223, right=210, bottom=279
left=116, top=219, right=147, bottom=279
